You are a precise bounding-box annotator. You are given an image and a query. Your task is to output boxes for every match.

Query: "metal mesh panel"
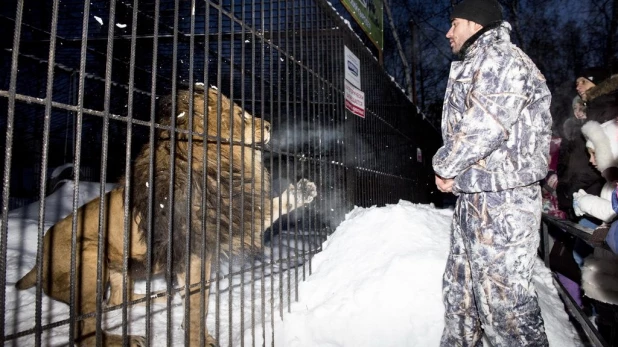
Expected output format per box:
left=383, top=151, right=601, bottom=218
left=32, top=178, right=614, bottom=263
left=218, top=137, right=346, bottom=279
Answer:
left=1, top=0, right=435, bottom=345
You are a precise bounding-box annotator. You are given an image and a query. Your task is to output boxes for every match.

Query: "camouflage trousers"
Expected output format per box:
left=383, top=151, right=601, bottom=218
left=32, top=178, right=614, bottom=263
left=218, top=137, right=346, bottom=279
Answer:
left=440, top=185, right=549, bottom=347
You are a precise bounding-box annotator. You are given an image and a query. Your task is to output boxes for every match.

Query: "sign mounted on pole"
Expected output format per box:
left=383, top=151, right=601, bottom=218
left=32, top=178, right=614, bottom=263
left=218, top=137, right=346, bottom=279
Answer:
left=344, top=46, right=365, bottom=118
left=341, top=0, right=384, bottom=51
left=344, top=46, right=361, bottom=89
left=345, top=80, right=365, bottom=118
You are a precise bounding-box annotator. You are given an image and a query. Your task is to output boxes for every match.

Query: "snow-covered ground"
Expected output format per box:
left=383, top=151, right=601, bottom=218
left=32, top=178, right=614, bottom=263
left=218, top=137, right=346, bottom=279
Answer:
left=4, top=182, right=582, bottom=346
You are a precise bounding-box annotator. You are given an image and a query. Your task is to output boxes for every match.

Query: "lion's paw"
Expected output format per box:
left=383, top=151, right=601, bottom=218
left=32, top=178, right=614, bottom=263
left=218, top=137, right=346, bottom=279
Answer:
left=293, top=178, right=317, bottom=205
left=280, top=178, right=317, bottom=211
left=206, top=334, right=218, bottom=347
left=131, top=336, right=147, bottom=347
left=98, top=333, right=146, bottom=347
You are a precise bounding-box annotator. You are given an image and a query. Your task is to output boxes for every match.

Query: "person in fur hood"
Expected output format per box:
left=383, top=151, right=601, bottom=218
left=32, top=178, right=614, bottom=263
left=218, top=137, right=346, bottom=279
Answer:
left=557, top=68, right=618, bottom=221
left=573, top=120, right=618, bottom=221
left=574, top=119, right=618, bottom=346
left=578, top=67, right=618, bottom=122
left=556, top=96, right=605, bottom=220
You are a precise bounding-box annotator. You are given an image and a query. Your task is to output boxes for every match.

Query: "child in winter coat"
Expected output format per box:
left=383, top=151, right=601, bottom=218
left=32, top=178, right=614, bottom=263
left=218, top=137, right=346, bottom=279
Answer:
left=573, top=119, right=618, bottom=346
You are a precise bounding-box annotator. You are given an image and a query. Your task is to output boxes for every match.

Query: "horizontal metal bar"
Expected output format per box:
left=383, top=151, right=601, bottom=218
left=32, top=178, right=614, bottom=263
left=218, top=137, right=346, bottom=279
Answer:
left=542, top=213, right=595, bottom=243
left=33, top=29, right=339, bottom=43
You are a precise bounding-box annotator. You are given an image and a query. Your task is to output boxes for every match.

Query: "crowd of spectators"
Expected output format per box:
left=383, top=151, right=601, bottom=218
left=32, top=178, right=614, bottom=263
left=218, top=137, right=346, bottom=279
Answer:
left=543, top=66, right=618, bottom=345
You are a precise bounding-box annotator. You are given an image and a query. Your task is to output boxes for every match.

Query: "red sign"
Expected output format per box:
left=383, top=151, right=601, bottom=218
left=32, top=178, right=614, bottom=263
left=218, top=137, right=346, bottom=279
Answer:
left=345, top=80, right=365, bottom=118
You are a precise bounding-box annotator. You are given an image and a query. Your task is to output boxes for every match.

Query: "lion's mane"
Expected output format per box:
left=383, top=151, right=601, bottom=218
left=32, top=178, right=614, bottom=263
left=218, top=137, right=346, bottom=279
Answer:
left=124, top=86, right=271, bottom=273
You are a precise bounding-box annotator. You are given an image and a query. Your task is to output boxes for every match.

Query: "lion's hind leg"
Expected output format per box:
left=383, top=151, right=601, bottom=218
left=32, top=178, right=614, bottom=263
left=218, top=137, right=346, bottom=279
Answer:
left=107, top=269, right=150, bottom=307
left=177, top=253, right=216, bottom=347
left=75, top=254, right=146, bottom=347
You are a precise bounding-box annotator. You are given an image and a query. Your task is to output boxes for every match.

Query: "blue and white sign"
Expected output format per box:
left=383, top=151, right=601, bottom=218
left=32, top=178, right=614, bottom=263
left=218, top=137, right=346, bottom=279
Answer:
left=344, top=46, right=361, bottom=89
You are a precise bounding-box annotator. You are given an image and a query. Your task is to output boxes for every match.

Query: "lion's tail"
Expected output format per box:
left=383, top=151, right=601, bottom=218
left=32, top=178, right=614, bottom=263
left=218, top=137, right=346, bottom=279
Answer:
left=15, top=267, right=37, bottom=290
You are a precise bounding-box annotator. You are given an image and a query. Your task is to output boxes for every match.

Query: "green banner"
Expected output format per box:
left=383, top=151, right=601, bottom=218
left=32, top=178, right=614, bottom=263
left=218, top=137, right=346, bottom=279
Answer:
left=341, top=0, right=384, bottom=51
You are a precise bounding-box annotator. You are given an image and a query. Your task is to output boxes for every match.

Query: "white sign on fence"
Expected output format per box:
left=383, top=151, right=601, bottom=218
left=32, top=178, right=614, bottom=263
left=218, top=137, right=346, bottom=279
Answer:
left=344, top=46, right=361, bottom=88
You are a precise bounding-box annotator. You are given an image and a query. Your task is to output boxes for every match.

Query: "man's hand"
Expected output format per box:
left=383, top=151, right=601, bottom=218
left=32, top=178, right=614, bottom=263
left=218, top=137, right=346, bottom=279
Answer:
left=435, top=175, right=455, bottom=193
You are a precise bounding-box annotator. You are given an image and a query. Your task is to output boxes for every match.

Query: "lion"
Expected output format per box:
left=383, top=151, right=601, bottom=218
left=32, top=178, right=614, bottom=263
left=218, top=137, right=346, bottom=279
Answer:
left=15, top=84, right=317, bottom=346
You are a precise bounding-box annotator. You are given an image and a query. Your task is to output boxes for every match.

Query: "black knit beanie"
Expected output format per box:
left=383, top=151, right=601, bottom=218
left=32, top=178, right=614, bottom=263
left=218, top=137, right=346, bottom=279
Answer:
left=451, top=0, right=503, bottom=26
left=578, top=67, right=611, bottom=85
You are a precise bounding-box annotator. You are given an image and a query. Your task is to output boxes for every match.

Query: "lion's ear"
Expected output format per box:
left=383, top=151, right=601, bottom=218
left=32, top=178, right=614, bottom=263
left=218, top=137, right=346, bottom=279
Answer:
left=194, top=82, right=206, bottom=93
left=207, top=87, right=219, bottom=109
left=176, top=110, right=188, bottom=123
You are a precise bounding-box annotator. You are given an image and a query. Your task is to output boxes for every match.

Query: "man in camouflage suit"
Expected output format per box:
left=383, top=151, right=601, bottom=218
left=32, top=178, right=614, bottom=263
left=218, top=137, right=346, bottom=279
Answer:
left=432, top=0, right=551, bottom=345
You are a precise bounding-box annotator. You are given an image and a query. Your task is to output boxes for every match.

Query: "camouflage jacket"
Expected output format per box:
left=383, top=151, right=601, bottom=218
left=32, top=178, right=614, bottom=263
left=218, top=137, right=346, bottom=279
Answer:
left=432, top=22, right=552, bottom=194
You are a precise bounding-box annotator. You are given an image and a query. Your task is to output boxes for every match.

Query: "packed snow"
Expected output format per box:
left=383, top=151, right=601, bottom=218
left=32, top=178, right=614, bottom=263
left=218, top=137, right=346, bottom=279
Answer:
left=4, top=181, right=582, bottom=346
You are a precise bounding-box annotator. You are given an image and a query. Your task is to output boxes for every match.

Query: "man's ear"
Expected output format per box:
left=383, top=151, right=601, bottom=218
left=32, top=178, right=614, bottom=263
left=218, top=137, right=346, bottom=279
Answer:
left=473, top=22, right=483, bottom=32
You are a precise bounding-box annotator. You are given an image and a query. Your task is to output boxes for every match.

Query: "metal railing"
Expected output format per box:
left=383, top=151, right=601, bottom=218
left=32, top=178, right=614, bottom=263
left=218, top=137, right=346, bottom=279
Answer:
left=540, top=213, right=611, bottom=347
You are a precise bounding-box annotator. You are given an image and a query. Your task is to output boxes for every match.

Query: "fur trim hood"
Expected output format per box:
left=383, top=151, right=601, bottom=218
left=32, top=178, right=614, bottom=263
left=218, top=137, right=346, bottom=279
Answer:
left=585, top=74, right=618, bottom=103
left=582, top=74, right=618, bottom=124
left=581, top=120, right=618, bottom=173
left=582, top=248, right=618, bottom=305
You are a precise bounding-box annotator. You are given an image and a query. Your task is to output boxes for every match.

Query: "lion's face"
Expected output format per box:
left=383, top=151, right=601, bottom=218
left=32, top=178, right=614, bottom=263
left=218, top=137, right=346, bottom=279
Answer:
left=168, top=85, right=271, bottom=146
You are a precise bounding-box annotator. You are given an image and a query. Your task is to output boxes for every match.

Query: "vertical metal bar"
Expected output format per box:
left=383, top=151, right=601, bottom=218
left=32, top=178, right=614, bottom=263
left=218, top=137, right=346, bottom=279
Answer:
left=542, top=221, right=550, bottom=267
left=201, top=2, right=212, bottom=347
left=307, top=0, right=317, bottom=274
left=35, top=0, right=61, bottom=344
left=227, top=2, right=236, bottom=345
left=297, top=0, right=307, bottom=287
left=334, top=10, right=345, bottom=220
left=290, top=0, right=299, bottom=303
left=374, top=94, right=378, bottom=205
left=276, top=0, right=285, bottom=322
left=95, top=0, right=118, bottom=344
left=200, top=1, right=216, bottom=346
left=248, top=2, right=258, bottom=345
left=121, top=0, right=139, bottom=343
left=336, top=14, right=343, bottom=220
left=325, top=11, right=336, bottom=238
left=366, top=70, right=371, bottom=206
left=68, top=0, right=91, bottom=342
left=185, top=0, right=197, bottom=345
left=317, top=2, right=325, bottom=247
left=215, top=1, right=224, bottom=343
left=145, top=0, right=162, bottom=343
left=335, top=25, right=344, bottom=228
left=166, top=0, right=181, bottom=344
left=228, top=2, right=236, bottom=345
left=239, top=2, right=248, bottom=346
left=314, top=0, right=321, bottom=261
left=0, top=0, right=23, bottom=341
left=283, top=0, right=292, bottom=315
left=269, top=1, right=277, bottom=344
left=371, top=86, right=376, bottom=206
left=259, top=0, right=267, bottom=344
